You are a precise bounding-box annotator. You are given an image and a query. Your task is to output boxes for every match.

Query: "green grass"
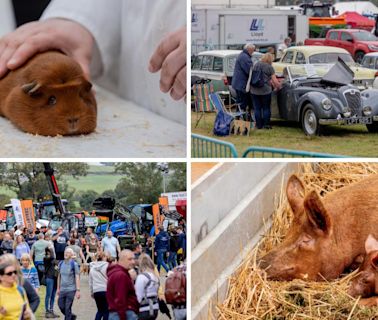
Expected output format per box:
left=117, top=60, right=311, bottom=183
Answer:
left=64, top=173, right=124, bottom=194
left=192, top=112, right=378, bottom=157
left=87, top=165, right=116, bottom=174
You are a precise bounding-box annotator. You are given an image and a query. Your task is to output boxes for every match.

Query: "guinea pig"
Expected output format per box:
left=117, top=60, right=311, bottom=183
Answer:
left=0, top=51, right=97, bottom=136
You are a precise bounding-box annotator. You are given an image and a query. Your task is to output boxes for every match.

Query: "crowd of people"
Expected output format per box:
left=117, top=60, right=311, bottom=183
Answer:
left=0, top=224, right=187, bottom=320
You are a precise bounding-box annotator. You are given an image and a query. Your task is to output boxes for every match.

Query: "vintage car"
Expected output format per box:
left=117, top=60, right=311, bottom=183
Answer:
left=273, top=46, right=378, bottom=89
left=272, top=59, right=378, bottom=136
left=191, top=50, right=263, bottom=92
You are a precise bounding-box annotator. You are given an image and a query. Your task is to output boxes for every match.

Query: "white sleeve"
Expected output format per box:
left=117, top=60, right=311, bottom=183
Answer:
left=41, top=0, right=122, bottom=78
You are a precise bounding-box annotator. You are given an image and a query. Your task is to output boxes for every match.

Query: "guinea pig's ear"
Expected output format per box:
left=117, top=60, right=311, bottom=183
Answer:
left=22, top=81, right=42, bottom=96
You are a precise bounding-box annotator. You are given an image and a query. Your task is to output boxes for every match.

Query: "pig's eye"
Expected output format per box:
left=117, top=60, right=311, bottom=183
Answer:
left=48, top=96, right=57, bottom=106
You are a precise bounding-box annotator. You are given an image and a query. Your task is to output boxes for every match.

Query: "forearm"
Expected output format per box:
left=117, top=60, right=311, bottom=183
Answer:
left=75, top=275, right=80, bottom=291
left=41, top=0, right=122, bottom=77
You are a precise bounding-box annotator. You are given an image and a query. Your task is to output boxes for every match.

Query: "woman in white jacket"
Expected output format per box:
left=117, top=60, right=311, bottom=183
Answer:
left=89, top=252, right=110, bottom=320
left=135, top=254, right=160, bottom=320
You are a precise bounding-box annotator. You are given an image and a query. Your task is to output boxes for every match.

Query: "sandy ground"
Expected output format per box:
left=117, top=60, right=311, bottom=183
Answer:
left=0, top=87, right=186, bottom=158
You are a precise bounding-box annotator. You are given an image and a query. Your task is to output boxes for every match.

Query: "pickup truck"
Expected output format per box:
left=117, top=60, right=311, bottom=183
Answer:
left=304, top=29, right=378, bottom=63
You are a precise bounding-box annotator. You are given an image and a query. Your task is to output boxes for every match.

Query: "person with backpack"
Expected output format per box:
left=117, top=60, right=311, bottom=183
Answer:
left=20, top=254, right=40, bottom=293
left=135, top=254, right=160, bottom=320
left=250, top=53, right=281, bottom=130
left=89, top=252, right=110, bottom=320
left=165, top=264, right=186, bottom=320
left=0, top=261, right=34, bottom=320
left=44, top=247, right=59, bottom=319
left=57, top=248, right=80, bottom=320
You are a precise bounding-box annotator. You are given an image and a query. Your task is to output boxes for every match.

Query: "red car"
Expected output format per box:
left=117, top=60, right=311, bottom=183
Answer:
left=305, top=29, right=378, bottom=63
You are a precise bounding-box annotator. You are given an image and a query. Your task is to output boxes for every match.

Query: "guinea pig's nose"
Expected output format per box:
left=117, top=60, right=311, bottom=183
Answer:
left=68, top=118, right=79, bottom=125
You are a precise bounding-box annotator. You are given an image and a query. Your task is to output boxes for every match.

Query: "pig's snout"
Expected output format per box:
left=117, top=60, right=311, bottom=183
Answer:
left=258, top=252, right=274, bottom=271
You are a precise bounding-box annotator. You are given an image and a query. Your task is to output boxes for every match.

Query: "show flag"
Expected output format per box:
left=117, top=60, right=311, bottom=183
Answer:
left=21, top=200, right=35, bottom=232
left=11, top=199, right=24, bottom=228
left=153, top=203, right=161, bottom=235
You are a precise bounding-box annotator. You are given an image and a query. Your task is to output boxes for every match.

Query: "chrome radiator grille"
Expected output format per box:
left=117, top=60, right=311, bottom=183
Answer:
left=343, top=90, right=361, bottom=116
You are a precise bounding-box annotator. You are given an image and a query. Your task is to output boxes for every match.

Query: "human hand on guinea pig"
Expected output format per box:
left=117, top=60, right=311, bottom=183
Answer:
left=149, top=27, right=186, bottom=101
left=0, top=19, right=94, bottom=79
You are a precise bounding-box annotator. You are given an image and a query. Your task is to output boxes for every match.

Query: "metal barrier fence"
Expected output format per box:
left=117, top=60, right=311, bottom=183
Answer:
left=191, top=134, right=238, bottom=158
left=192, top=134, right=349, bottom=158
left=242, top=146, right=347, bottom=158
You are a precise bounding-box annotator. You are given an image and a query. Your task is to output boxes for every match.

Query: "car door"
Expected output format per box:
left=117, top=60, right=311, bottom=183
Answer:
left=340, top=32, right=354, bottom=55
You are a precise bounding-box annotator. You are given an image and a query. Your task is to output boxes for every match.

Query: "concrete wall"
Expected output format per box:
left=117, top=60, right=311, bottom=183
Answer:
left=191, top=162, right=299, bottom=320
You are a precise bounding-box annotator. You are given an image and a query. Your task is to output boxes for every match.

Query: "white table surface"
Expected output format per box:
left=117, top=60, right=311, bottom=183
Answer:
left=0, top=87, right=186, bottom=158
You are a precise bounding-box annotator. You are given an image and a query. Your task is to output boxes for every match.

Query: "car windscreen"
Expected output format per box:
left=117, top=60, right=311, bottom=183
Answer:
left=353, top=31, right=378, bottom=41
left=286, top=64, right=331, bottom=80
left=309, top=53, right=354, bottom=64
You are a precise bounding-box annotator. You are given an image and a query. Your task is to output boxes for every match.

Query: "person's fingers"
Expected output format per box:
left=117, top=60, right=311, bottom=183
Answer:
left=170, top=66, right=186, bottom=101
left=7, top=34, right=56, bottom=70
left=0, top=45, right=17, bottom=77
left=159, top=48, right=186, bottom=93
left=149, top=31, right=182, bottom=73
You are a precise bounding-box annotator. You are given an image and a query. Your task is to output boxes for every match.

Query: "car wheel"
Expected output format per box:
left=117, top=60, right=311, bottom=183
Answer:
left=355, top=51, right=365, bottom=64
left=366, top=123, right=378, bottom=133
left=301, top=104, right=320, bottom=136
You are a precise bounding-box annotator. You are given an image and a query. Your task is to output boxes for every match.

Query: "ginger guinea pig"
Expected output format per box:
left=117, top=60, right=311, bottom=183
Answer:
left=0, top=51, right=97, bottom=136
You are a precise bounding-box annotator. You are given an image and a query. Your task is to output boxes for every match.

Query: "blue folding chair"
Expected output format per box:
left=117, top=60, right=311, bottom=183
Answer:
left=209, top=92, right=245, bottom=119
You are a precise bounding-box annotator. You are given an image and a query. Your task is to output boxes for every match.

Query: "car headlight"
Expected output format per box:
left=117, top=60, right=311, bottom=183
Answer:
left=363, top=106, right=372, bottom=116
left=343, top=107, right=351, bottom=118
left=368, top=45, right=378, bottom=50
left=321, top=98, right=332, bottom=111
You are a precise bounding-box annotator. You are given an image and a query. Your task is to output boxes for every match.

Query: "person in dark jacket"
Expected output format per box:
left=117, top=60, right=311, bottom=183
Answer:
left=177, top=226, right=186, bottom=262
left=107, top=250, right=139, bottom=320
left=231, top=43, right=255, bottom=113
left=154, top=226, right=170, bottom=274
left=44, top=247, right=59, bottom=318
left=168, top=228, right=179, bottom=269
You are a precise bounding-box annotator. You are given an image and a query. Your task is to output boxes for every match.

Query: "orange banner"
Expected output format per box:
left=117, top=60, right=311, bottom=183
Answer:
left=0, top=210, right=7, bottom=221
left=159, top=196, right=169, bottom=211
left=21, top=200, right=35, bottom=232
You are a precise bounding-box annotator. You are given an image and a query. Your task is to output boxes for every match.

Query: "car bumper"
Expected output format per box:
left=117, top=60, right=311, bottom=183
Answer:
left=319, top=116, right=378, bottom=125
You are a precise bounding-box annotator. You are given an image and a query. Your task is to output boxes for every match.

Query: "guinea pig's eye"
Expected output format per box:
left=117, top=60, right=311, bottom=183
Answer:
left=48, top=96, right=57, bottom=106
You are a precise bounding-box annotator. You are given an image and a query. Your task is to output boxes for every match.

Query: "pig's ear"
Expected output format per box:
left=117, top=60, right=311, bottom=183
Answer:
left=304, top=190, right=332, bottom=235
left=286, top=175, right=305, bottom=216
left=22, top=81, right=42, bottom=96
left=370, top=252, right=378, bottom=270
left=365, top=234, right=378, bottom=254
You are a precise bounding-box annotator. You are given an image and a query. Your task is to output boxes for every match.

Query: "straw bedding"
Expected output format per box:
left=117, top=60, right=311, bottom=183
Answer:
left=216, top=163, right=378, bottom=320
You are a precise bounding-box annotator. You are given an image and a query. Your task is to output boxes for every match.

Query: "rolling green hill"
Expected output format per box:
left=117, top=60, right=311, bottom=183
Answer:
left=64, top=165, right=124, bottom=193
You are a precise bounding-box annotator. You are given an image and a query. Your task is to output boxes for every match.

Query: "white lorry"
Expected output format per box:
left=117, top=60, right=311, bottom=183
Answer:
left=191, top=7, right=308, bottom=55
